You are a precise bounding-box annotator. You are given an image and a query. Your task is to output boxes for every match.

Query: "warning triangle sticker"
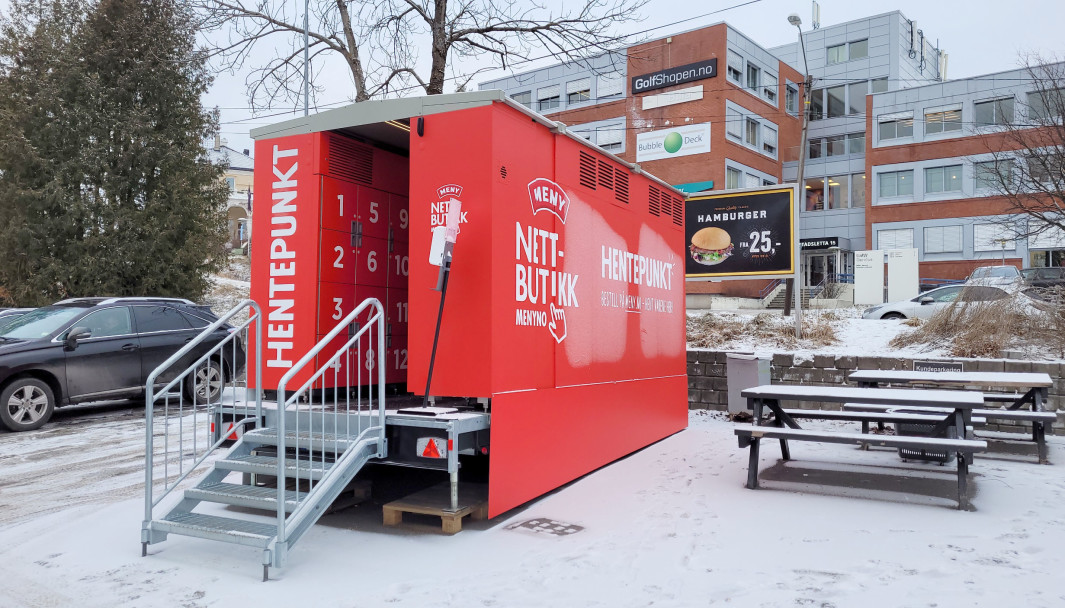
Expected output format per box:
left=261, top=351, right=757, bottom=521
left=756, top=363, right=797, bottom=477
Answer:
left=422, top=439, right=441, bottom=458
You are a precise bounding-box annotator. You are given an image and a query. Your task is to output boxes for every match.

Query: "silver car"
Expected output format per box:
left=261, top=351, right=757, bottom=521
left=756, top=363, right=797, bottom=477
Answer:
left=861, top=285, right=1010, bottom=320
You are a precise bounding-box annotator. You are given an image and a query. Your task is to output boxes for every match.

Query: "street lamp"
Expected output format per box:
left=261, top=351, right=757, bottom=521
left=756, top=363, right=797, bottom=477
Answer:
left=786, top=13, right=810, bottom=338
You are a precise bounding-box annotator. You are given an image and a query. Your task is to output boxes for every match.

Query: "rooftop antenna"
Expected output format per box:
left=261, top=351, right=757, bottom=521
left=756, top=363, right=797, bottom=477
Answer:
left=811, top=0, right=821, bottom=29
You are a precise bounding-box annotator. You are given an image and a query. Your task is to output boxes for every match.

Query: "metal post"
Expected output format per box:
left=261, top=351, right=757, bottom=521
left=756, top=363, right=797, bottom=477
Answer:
left=303, top=0, right=310, bottom=116
left=790, top=23, right=811, bottom=339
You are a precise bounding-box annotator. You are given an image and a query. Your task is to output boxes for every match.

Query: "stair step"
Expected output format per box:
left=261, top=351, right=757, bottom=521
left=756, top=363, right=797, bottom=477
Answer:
left=186, top=482, right=306, bottom=512
left=243, top=428, right=360, bottom=453
left=156, top=512, right=276, bottom=549
left=217, top=454, right=334, bottom=480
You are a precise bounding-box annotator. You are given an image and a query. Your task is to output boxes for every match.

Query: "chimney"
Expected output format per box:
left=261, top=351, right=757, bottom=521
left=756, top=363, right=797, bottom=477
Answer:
left=243, top=148, right=250, bottom=157
left=213, top=133, right=221, bottom=151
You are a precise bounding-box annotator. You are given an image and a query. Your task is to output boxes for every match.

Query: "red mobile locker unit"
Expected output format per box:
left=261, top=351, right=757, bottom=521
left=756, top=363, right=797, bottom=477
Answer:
left=407, top=102, right=688, bottom=517
left=250, top=132, right=409, bottom=392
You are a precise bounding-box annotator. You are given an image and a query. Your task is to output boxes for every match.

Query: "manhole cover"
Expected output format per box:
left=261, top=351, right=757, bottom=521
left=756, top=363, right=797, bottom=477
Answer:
left=506, top=518, right=583, bottom=536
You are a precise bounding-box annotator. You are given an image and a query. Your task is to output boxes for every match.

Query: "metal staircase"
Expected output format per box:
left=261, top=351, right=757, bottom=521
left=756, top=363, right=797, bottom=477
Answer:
left=141, top=298, right=387, bottom=580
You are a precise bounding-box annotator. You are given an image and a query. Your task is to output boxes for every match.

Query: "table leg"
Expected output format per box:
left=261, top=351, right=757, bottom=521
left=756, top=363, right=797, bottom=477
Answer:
left=956, top=453, right=970, bottom=511
left=1034, top=388, right=1047, bottom=413
left=746, top=437, right=761, bottom=489
left=1035, top=421, right=1048, bottom=464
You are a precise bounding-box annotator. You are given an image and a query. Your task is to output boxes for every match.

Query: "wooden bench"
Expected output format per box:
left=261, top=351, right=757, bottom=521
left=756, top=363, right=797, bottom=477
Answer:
left=734, top=424, right=987, bottom=509
left=842, top=403, right=1056, bottom=463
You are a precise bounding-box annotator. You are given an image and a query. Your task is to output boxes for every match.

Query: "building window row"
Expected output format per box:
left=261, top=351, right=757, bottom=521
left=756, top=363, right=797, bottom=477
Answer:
left=727, top=50, right=778, bottom=107
left=509, top=71, right=625, bottom=113
left=875, top=90, right=1058, bottom=146
left=810, top=77, right=887, bottom=120
left=808, top=131, right=865, bottom=159
left=873, top=156, right=1053, bottom=203
left=875, top=222, right=1018, bottom=254
left=725, top=161, right=776, bottom=190
left=804, top=173, right=865, bottom=211
left=570, top=119, right=626, bottom=153
left=826, top=39, right=869, bottom=65
left=725, top=103, right=778, bottom=159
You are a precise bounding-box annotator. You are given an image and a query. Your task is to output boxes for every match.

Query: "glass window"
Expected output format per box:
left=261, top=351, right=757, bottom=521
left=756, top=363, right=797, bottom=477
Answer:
left=827, top=175, right=849, bottom=209
left=849, top=39, right=869, bottom=60
left=746, top=64, right=760, bottom=92
left=808, top=138, right=823, bottom=159
left=225, top=177, right=236, bottom=192
left=850, top=173, right=866, bottom=207
left=826, top=85, right=846, bottom=118
left=181, top=311, right=211, bottom=329
left=786, top=83, right=799, bottom=115
left=879, top=170, right=914, bottom=198
left=847, top=132, right=865, bottom=154
left=134, top=306, right=192, bottom=333
left=871, top=78, right=889, bottom=94
left=848, top=82, right=867, bottom=114
left=810, top=89, right=824, bottom=119
left=511, top=91, right=531, bottom=107
left=79, top=307, right=133, bottom=338
left=762, top=126, right=777, bottom=156
left=879, top=117, right=914, bottom=140
left=566, top=78, right=591, bottom=105
left=924, top=225, right=963, bottom=253
left=826, top=135, right=846, bottom=156
left=827, top=43, right=846, bottom=64
left=1027, top=154, right=1063, bottom=184
left=925, top=108, right=962, bottom=134
left=762, top=72, right=777, bottom=103
left=727, top=52, right=743, bottom=83
left=745, top=118, right=759, bottom=147
left=975, top=159, right=1012, bottom=190
left=805, top=178, right=825, bottom=211
left=974, top=223, right=1016, bottom=251
left=537, top=85, right=560, bottom=111
left=925, top=165, right=963, bottom=194
left=725, top=167, right=743, bottom=189
left=974, top=97, right=1014, bottom=126
left=597, top=73, right=624, bottom=98
left=878, top=228, right=914, bottom=249
left=726, top=108, right=743, bottom=139
left=0, top=307, right=82, bottom=340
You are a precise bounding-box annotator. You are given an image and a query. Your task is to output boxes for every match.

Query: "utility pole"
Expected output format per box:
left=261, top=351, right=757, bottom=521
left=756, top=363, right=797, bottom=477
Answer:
left=786, top=14, right=809, bottom=339
left=303, top=0, right=310, bottom=116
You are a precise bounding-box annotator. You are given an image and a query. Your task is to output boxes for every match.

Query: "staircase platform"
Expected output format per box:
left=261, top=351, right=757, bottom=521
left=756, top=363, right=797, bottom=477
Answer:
left=186, top=481, right=306, bottom=512
left=216, top=453, right=334, bottom=480
left=382, top=483, right=488, bottom=535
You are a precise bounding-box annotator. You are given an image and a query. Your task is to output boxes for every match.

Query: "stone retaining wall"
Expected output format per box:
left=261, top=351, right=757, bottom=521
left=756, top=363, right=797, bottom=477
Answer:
left=687, top=350, right=1065, bottom=433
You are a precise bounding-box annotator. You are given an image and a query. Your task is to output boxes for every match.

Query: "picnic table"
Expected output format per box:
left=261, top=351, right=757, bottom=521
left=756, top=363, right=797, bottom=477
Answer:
left=734, top=384, right=987, bottom=509
left=847, top=370, right=1056, bottom=463
left=848, top=370, right=1052, bottom=411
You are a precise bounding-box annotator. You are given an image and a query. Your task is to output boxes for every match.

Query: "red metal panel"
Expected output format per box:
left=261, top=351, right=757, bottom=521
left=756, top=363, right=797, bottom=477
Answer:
left=320, top=176, right=358, bottom=233
left=249, top=135, right=322, bottom=392
left=318, top=228, right=357, bottom=285
left=357, top=185, right=390, bottom=240
left=316, top=281, right=356, bottom=335
left=354, top=235, right=389, bottom=288
left=408, top=106, right=496, bottom=397
left=487, top=376, right=688, bottom=517
left=373, top=145, right=410, bottom=195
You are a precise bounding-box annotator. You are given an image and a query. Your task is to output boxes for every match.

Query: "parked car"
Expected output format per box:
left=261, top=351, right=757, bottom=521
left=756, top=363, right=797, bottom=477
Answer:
left=0, top=297, right=245, bottom=432
left=1021, top=266, right=1065, bottom=289
left=965, top=265, right=1022, bottom=287
left=861, top=284, right=1012, bottom=320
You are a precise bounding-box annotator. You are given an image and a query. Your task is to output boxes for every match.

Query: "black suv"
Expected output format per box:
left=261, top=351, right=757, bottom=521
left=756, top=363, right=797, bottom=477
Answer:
left=1021, top=267, right=1065, bottom=289
left=0, top=297, right=245, bottom=432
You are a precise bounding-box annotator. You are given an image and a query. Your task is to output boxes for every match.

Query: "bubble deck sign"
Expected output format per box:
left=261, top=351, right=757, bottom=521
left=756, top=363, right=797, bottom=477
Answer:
left=635, top=123, right=711, bottom=162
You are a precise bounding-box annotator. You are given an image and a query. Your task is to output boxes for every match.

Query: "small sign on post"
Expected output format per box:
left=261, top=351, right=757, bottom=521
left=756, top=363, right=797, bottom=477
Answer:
left=913, top=360, right=964, bottom=373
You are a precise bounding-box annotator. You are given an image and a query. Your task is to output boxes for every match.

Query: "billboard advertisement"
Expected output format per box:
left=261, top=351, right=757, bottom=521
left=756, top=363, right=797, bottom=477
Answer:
left=684, top=188, right=795, bottom=278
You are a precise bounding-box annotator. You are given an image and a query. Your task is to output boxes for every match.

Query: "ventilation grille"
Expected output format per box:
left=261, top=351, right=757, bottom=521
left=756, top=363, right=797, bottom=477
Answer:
left=579, top=151, right=597, bottom=189
left=597, top=160, right=614, bottom=190
left=671, top=195, right=684, bottom=226
left=326, top=133, right=373, bottom=185
left=614, top=171, right=629, bottom=204
left=648, top=186, right=661, bottom=217
left=648, top=185, right=684, bottom=227
left=500, top=165, right=508, bottom=180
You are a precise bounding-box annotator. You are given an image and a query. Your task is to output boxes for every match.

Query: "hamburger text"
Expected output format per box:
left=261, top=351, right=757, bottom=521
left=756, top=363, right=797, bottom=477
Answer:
left=697, top=210, right=767, bottom=222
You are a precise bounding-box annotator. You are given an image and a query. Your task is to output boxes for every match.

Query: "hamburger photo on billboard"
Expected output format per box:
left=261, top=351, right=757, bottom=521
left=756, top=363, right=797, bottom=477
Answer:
left=689, top=227, right=734, bottom=266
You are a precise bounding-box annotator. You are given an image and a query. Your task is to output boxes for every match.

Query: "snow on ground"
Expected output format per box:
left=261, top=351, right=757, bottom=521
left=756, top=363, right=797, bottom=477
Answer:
left=2, top=410, right=1064, bottom=607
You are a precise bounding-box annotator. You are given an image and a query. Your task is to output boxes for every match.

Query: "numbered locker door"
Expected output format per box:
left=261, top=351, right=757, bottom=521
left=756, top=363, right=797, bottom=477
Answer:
left=320, top=177, right=358, bottom=233
left=355, top=236, right=389, bottom=288
left=314, top=330, right=360, bottom=390
left=317, top=281, right=358, bottom=336
left=389, top=193, right=410, bottom=243
left=387, top=237, right=409, bottom=290
left=386, top=333, right=408, bottom=384
left=352, top=285, right=388, bottom=386
left=387, top=288, right=408, bottom=337
left=357, top=186, right=390, bottom=240
left=319, top=228, right=357, bottom=285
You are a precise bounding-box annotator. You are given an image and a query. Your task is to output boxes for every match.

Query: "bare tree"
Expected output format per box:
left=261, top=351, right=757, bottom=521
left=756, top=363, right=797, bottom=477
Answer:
left=978, top=56, right=1065, bottom=245
left=194, top=0, right=645, bottom=109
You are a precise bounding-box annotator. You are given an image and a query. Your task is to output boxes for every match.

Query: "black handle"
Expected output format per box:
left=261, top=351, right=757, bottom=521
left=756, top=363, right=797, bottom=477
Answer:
left=121, top=343, right=139, bottom=351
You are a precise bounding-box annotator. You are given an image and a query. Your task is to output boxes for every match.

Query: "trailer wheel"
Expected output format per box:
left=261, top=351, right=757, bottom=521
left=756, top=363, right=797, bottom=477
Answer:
left=0, top=377, right=56, bottom=432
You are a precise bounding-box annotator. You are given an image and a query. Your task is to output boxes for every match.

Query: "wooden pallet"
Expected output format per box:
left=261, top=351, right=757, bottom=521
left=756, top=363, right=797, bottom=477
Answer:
left=382, top=483, right=488, bottom=534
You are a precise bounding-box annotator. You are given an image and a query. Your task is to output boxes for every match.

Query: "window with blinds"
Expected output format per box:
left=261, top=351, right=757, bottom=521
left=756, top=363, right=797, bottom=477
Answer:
left=597, top=72, right=624, bottom=98
left=974, top=223, right=1016, bottom=251
left=878, top=228, right=914, bottom=250
left=762, top=126, right=777, bottom=157
left=923, top=225, right=963, bottom=253
left=596, top=124, right=624, bottom=151
left=726, top=108, right=742, bottom=139
left=727, top=52, right=743, bottom=83
left=566, top=78, right=591, bottom=105
left=537, top=85, right=560, bottom=111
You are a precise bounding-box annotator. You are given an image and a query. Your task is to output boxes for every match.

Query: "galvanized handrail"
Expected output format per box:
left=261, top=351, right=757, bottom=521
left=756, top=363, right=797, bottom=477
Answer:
left=274, top=297, right=386, bottom=555
left=143, top=300, right=262, bottom=524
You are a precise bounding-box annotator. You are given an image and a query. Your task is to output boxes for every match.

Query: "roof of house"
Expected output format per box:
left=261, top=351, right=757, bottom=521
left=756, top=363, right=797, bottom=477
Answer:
left=206, top=145, right=254, bottom=171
